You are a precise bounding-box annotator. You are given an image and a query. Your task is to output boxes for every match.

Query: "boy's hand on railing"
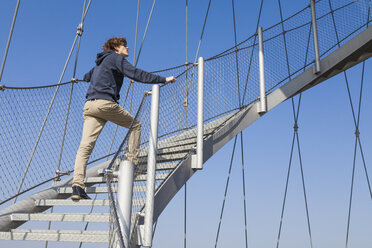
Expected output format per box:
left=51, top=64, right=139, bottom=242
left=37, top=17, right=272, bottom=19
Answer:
left=166, top=76, right=176, bottom=83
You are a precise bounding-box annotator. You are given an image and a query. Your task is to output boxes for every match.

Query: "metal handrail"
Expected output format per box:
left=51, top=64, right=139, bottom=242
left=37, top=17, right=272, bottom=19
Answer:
left=104, top=93, right=148, bottom=248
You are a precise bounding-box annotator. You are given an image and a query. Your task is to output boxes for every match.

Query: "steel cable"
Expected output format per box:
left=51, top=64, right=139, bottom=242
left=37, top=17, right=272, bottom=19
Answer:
left=240, top=132, right=249, bottom=248
left=0, top=0, right=21, bottom=82
left=1, top=5, right=370, bottom=243
left=66, top=2, right=101, bottom=247
left=104, top=94, right=147, bottom=248
left=134, top=0, right=157, bottom=67
left=241, top=0, right=264, bottom=104
left=275, top=0, right=314, bottom=247
left=14, top=35, right=79, bottom=203
left=231, top=0, right=249, bottom=247
left=276, top=131, right=295, bottom=248
left=179, top=0, right=213, bottom=130
left=215, top=136, right=238, bottom=248
left=327, top=1, right=372, bottom=247
left=184, top=1, right=189, bottom=247
left=232, top=0, right=241, bottom=107
left=107, top=0, right=141, bottom=165
left=57, top=0, right=90, bottom=174
left=108, top=0, right=155, bottom=159
left=13, top=0, right=94, bottom=204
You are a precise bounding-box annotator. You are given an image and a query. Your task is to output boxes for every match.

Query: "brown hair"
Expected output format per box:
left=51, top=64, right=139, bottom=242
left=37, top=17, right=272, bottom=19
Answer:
left=102, top=37, right=127, bottom=51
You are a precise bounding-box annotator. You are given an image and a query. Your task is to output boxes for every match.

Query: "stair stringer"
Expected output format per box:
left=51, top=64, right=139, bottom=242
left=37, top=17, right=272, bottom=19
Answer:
left=151, top=24, right=372, bottom=223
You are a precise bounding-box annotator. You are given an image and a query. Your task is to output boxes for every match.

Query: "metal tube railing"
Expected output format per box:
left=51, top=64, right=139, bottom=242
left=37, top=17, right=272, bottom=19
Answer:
left=143, top=84, right=160, bottom=247
left=117, top=159, right=135, bottom=248
left=258, top=27, right=267, bottom=114
left=196, top=57, right=204, bottom=170
left=310, top=0, right=321, bottom=74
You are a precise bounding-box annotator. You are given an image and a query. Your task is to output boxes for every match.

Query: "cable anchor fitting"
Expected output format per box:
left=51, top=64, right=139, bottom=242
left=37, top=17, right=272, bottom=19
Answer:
left=0, top=85, right=5, bottom=91
left=293, top=123, right=299, bottom=132
left=104, top=168, right=114, bottom=180
left=183, top=98, right=188, bottom=108
left=54, top=170, right=71, bottom=181
left=76, top=23, right=84, bottom=36
left=355, top=129, right=360, bottom=137
left=71, top=78, right=78, bottom=83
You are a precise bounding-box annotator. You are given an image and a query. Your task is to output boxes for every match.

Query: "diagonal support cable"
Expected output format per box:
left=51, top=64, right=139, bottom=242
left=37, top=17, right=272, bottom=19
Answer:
left=0, top=0, right=21, bottom=82
left=13, top=0, right=93, bottom=205
left=345, top=137, right=358, bottom=248
left=327, top=1, right=372, bottom=247
left=276, top=129, right=296, bottom=248
left=356, top=0, right=372, bottom=200
left=57, top=0, right=91, bottom=174
left=242, top=0, right=264, bottom=105
left=14, top=36, right=79, bottom=203
left=49, top=2, right=93, bottom=247
left=184, top=1, right=189, bottom=247
left=134, top=0, right=157, bottom=67
left=231, top=0, right=249, bottom=247
left=215, top=136, right=238, bottom=248
left=240, top=132, right=249, bottom=248
left=232, top=0, right=241, bottom=107
left=275, top=1, right=313, bottom=247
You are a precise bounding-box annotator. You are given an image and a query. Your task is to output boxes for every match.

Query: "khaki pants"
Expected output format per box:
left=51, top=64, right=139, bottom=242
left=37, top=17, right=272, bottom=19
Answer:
left=72, top=99, right=141, bottom=189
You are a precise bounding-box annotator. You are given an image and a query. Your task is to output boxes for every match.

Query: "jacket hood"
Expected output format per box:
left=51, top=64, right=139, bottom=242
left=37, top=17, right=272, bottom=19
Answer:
left=95, top=51, right=114, bottom=65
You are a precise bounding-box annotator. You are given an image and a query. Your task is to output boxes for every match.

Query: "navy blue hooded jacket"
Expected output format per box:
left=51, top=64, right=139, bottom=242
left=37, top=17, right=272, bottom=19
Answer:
left=84, top=51, right=166, bottom=102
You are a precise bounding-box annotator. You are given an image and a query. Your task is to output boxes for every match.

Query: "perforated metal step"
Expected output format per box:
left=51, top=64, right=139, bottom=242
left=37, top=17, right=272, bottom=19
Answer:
left=11, top=213, right=111, bottom=223
left=0, top=229, right=109, bottom=242
left=34, top=198, right=144, bottom=207
left=35, top=199, right=111, bottom=207
left=58, top=186, right=117, bottom=194
left=86, top=172, right=169, bottom=184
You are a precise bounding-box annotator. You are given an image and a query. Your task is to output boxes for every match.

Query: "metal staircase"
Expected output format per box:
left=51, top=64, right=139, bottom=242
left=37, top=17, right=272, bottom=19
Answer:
left=0, top=108, right=236, bottom=244
left=1, top=3, right=372, bottom=246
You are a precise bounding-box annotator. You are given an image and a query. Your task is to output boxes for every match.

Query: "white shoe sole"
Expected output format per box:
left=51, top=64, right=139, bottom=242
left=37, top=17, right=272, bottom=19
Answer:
left=71, top=195, right=81, bottom=200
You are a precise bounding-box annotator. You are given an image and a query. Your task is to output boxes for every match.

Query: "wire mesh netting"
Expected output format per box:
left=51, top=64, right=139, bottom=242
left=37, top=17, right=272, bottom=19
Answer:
left=0, top=0, right=371, bottom=244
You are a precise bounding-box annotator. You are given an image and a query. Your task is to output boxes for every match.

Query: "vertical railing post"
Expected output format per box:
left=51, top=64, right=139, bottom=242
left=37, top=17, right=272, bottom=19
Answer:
left=258, top=27, right=267, bottom=114
left=117, top=159, right=135, bottom=248
left=196, top=57, right=204, bottom=170
left=143, top=84, right=160, bottom=247
left=310, top=0, right=321, bottom=74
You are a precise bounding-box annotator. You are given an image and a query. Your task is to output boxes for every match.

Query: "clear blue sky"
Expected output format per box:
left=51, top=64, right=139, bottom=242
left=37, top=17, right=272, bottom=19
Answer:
left=1, top=0, right=371, bottom=248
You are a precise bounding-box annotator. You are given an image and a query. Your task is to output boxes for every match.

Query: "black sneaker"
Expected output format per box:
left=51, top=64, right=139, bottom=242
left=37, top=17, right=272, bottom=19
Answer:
left=71, top=186, right=91, bottom=200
